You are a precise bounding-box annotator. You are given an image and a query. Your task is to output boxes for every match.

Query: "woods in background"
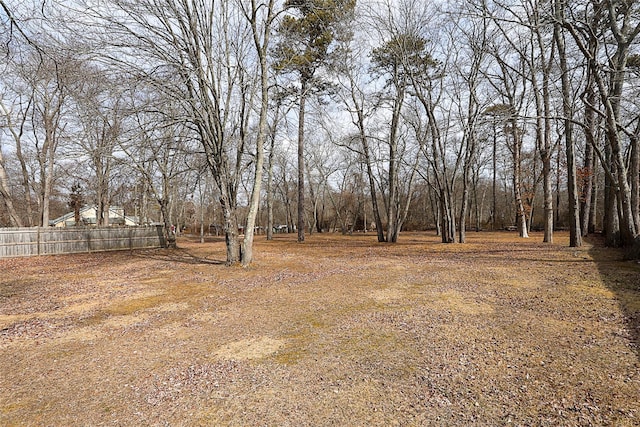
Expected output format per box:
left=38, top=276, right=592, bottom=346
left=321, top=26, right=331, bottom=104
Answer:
left=1, top=0, right=639, bottom=264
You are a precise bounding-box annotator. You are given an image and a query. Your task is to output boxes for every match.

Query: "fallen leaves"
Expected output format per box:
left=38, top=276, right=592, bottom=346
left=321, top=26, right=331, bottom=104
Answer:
left=0, top=232, right=638, bottom=426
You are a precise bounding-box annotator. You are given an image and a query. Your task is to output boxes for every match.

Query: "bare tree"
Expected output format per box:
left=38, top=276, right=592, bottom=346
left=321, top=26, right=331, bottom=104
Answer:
left=367, top=1, right=435, bottom=243
left=0, top=83, right=37, bottom=226
left=274, top=0, right=356, bottom=243
left=0, top=96, right=27, bottom=227
left=333, top=25, right=386, bottom=242
left=562, top=0, right=640, bottom=246
left=89, top=0, right=276, bottom=264
left=444, top=4, right=491, bottom=243
left=238, top=0, right=279, bottom=266
left=70, top=65, right=126, bottom=227
left=554, top=0, right=582, bottom=247
left=23, top=52, right=75, bottom=227
left=118, top=94, right=194, bottom=248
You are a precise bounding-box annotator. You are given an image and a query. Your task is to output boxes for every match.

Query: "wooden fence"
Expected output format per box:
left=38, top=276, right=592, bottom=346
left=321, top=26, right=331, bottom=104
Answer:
left=0, top=226, right=167, bottom=258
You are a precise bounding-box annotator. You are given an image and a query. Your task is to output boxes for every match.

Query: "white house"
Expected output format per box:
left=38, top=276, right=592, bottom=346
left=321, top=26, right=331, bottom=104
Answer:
left=50, top=206, right=138, bottom=227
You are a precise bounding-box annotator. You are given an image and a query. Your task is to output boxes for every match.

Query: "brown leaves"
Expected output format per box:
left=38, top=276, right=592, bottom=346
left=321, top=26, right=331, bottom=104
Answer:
left=0, top=232, right=639, bottom=425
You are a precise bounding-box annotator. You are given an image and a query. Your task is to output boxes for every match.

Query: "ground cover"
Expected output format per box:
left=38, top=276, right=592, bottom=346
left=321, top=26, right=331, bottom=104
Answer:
left=1, top=231, right=638, bottom=426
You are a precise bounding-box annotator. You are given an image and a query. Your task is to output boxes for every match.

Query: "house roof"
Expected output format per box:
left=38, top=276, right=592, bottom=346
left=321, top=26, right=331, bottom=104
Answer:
left=49, top=206, right=138, bottom=226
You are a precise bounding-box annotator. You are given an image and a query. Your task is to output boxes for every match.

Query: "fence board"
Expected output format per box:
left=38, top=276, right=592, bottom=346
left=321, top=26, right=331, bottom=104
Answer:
left=0, top=226, right=166, bottom=258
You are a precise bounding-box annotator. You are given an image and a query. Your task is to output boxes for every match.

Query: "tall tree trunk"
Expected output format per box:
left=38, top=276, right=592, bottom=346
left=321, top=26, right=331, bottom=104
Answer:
left=542, top=155, right=553, bottom=242
left=580, top=71, right=597, bottom=237
left=459, top=164, right=471, bottom=243
left=554, top=6, right=582, bottom=247
left=243, top=2, right=274, bottom=265
left=603, top=143, right=620, bottom=246
left=460, top=108, right=479, bottom=243
left=513, top=161, right=529, bottom=238
left=492, top=125, right=497, bottom=231
left=266, top=95, right=283, bottom=241
left=305, top=160, right=318, bottom=235
left=428, top=184, right=441, bottom=236
left=354, top=96, right=385, bottom=242
left=297, top=77, right=308, bottom=243
left=266, top=139, right=275, bottom=241
left=580, top=133, right=595, bottom=237
left=510, top=119, right=529, bottom=238
left=589, top=154, right=598, bottom=234
left=41, top=129, right=56, bottom=228
left=538, top=94, right=554, bottom=243
left=473, top=168, right=482, bottom=232
left=555, top=146, right=561, bottom=229
left=631, top=134, right=640, bottom=231
left=394, top=155, right=419, bottom=243
left=385, top=89, right=403, bottom=243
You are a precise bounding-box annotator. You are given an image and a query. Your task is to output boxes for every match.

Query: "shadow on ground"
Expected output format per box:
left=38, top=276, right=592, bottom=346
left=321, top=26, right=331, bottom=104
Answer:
left=589, top=235, right=640, bottom=362
left=133, top=247, right=224, bottom=265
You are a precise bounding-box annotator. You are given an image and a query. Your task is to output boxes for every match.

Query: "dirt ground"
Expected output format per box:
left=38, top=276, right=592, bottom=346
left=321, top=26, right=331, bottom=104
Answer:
left=1, top=231, right=639, bottom=426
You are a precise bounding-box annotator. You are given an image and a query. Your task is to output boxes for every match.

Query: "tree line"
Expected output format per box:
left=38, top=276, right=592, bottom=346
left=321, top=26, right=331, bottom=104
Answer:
left=0, top=0, right=638, bottom=265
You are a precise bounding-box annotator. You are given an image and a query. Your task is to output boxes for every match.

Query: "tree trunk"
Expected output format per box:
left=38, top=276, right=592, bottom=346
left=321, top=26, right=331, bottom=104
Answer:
left=242, top=0, right=274, bottom=264
left=510, top=120, right=529, bottom=239
left=492, top=125, right=497, bottom=231
left=41, top=132, right=56, bottom=228
left=555, top=7, right=581, bottom=247
left=158, top=198, right=176, bottom=249
left=580, top=72, right=597, bottom=237
left=630, top=135, right=639, bottom=232
left=297, top=77, right=308, bottom=243
left=542, top=154, right=553, bottom=242
left=555, top=147, right=561, bottom=229
left=221, top=193, right=240, bottom=264
left=440, top=186, right=456, bottom=243
left=385, top=89, right=403, bottom=243
left=459, top=166, right=470, bottom=243
left=514, top=168, right=528, bottom=238
left=0, top=154, right=23, bottom=227
left=603, top=143, right=620, bottom=246
left=589, top=155, right=598, bottom=234
left=357, top=105, right=385, bottom=242
left=266, top=141, right=275, bottom=241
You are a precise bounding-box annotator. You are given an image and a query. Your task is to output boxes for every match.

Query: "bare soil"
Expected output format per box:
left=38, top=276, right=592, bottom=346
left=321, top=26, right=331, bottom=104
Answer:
left=1, top=232, right=638, bottom=426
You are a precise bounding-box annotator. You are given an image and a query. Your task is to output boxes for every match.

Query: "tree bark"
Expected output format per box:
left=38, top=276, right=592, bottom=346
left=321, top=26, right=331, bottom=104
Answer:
left=631, top=135, right=640, bottom=232
left=580, top=69, right=597, bottom=236
left=242, top=0, right=274, bottom=266
left=492, top=125, right=497, bottom=231
left=588, top=154, right=598, bottom=234
left=459, top=163, right=471, bottom=243
left=509, top=117, right=529, bottom=238
left=266, top=134, right=276, bottom=241
left=554, top=4, right=582, bottom=247
left=297, top=77, right=308, bottom=243
left=385, top=88, right=403, bottom=243
left=603, top=142, right=620, bottom=246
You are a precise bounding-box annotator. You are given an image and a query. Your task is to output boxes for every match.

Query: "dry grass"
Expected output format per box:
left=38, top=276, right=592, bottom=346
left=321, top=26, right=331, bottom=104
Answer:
left=1, top=231, right=638, bottom=426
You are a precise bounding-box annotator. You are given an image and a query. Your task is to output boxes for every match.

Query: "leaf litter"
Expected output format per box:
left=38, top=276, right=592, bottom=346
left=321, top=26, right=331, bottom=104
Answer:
left=0, top=231, right=638, bottom=426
